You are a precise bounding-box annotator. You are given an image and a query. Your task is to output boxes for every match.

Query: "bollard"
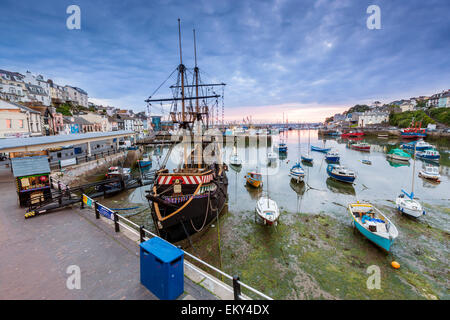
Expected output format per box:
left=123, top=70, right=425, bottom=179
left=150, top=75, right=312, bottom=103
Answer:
left=233, top=275, right=241, bottom=300
left=94, top=201, right=100, bottom=219
left=140, top=225, right=145, bottom=243
left=114, top=213, right=120, bottom=232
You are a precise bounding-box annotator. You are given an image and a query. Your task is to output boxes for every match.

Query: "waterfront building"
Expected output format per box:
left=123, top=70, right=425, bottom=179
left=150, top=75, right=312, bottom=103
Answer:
left=65, top=86, right=88, bottom=107
left=399, top=100, right=415, bottom=112
left=427, top=90, right=449, bottom=107
left=0, top=99, right=42, bottom=138
left=22, top=71, right=51, bottom=106
left=357, top=111, right=389, bottom=127
left=47, top=79, right=69, bottom=106
left=78, top=112, right=108, bottom=132
left=438, top=92, right=450, bottom=108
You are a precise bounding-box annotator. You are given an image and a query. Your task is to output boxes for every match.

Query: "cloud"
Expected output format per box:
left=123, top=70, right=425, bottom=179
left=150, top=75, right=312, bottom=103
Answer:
left=1, top=0, right=449, bottom=121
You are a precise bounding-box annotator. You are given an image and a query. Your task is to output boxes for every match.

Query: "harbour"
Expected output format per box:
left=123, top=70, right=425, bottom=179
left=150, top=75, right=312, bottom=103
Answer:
left=95, top=130, right=449, bottom=299
left=1, top=1, right=449, bottom=307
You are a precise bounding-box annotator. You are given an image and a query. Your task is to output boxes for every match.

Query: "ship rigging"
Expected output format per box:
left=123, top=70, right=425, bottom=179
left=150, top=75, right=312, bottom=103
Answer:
left=145, top=19, right=228, bottom=243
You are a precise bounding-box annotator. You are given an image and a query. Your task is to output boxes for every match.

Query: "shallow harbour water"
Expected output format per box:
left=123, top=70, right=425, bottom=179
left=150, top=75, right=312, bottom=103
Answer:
left=102, top=130, right=449, bottom=300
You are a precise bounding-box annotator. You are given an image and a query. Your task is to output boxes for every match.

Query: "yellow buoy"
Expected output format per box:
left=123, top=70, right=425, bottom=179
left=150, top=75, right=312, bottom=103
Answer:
left=391, top=261, right=400, bottom=269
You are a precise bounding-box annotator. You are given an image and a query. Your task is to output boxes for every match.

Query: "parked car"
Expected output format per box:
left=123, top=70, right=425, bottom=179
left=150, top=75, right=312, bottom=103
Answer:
left=0, top=154, right=8, bottom=161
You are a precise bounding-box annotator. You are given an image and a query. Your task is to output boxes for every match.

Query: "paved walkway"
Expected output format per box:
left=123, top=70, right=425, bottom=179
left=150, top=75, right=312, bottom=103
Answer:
left=0, top=165, right=217, bottom=300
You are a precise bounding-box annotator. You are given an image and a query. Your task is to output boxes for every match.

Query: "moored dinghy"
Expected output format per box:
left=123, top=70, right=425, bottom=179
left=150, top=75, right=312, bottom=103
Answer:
left=348, top=202, right=399, bottom=251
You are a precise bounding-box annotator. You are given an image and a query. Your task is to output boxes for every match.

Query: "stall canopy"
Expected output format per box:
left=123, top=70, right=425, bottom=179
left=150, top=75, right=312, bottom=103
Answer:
left=11, top=156, right=50, bottom=177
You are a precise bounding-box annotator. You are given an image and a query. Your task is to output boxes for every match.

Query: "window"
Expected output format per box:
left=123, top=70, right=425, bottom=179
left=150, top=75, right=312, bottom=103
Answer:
left=18, top=120, right=23, bottom=128
left=6, top=119, right=11, bottom=128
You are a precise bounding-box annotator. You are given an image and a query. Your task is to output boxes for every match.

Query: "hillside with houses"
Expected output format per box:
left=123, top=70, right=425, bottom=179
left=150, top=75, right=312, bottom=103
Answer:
left=0, top=68, right=169, bottom=138
left=325, top=90, right=450, bottom=129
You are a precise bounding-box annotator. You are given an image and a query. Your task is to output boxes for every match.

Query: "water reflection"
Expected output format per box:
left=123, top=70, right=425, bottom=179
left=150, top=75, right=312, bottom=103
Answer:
left=387, top=159, right=410, bottom=167
left=289, top=179, right=306, bottom=195
left=326, top=177, right=356, bottom=195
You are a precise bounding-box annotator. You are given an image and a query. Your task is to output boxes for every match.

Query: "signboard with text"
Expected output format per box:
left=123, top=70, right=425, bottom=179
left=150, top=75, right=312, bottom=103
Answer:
left=97, top=203, right=114, bottom=220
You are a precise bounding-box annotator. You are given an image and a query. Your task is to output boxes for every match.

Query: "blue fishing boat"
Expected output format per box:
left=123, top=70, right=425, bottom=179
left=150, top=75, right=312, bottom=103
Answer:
left=311, top=145, right=331, bottom=153
left=348, top=202, right=399, bottom=252
left=138, top=155, right=152, bottom=169
left=401, top=140, right=433, bottom=151
left=415, top=149, right=440, bottom=161
left=289, top=162, right=305, bottom=182
left=326, top=164, right=356, bottom=183
left=325, top=151, right=340, bottom=162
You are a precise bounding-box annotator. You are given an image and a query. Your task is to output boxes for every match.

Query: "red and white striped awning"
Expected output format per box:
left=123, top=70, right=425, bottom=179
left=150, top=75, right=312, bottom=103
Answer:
left=157, top=174, right=213, bottom=185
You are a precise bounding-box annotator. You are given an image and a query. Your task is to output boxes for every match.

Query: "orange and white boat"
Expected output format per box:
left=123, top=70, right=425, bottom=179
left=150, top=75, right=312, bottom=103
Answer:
left=245, top=171, right=262, bottom=188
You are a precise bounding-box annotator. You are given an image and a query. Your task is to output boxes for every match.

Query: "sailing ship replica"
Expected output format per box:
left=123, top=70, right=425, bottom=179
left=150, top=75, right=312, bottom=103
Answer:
left=145, top=20, right=228, bottom=243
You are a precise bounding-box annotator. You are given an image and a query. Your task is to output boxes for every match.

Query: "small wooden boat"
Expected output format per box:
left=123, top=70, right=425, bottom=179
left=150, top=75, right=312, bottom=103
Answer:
left=415, top=149, right=440, bottom=161
left=256, top=196, right=280, bottom=226
left=418, top=165, right=441, bottom=182
left=378, top=134, right=388, bottom=138
left=289, top=162, right=305, bottom=182
left=348, top=202, right=399, bottom=252
left=326, top=164, right=356, bottom=183
left=325, top=151, right=340, bottom=162
left=245, top=171, right=262, bottom=188
left=350, top=142, right=371, bottom=152
left=311, top=145, right=331, bottom=153
left=386, top=148, right=411, bottom=162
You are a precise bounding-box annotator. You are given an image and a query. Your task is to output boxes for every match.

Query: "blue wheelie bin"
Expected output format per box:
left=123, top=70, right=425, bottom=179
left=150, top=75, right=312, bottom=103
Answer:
left=140, top=237, right=184, bottom=300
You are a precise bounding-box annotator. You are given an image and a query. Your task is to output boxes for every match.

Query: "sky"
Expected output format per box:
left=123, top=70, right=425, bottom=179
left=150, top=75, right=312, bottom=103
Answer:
left=1, top=0, right=449, bottom=122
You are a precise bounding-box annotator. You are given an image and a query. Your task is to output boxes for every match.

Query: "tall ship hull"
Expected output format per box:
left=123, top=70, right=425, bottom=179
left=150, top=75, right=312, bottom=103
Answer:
left=147, top=165, right=228, bottom=243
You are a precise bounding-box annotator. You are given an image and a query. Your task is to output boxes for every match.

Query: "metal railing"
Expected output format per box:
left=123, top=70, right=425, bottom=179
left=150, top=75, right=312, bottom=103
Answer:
left=83, top=194, right=273, bottom=300
left=49, top=148, right=126, bottom=170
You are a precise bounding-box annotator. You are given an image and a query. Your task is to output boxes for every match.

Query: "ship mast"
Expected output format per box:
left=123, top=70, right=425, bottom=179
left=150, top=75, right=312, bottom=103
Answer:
left=178, top=18, right=186, bottom=124
left=193, top=29, right=199, bottom=115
